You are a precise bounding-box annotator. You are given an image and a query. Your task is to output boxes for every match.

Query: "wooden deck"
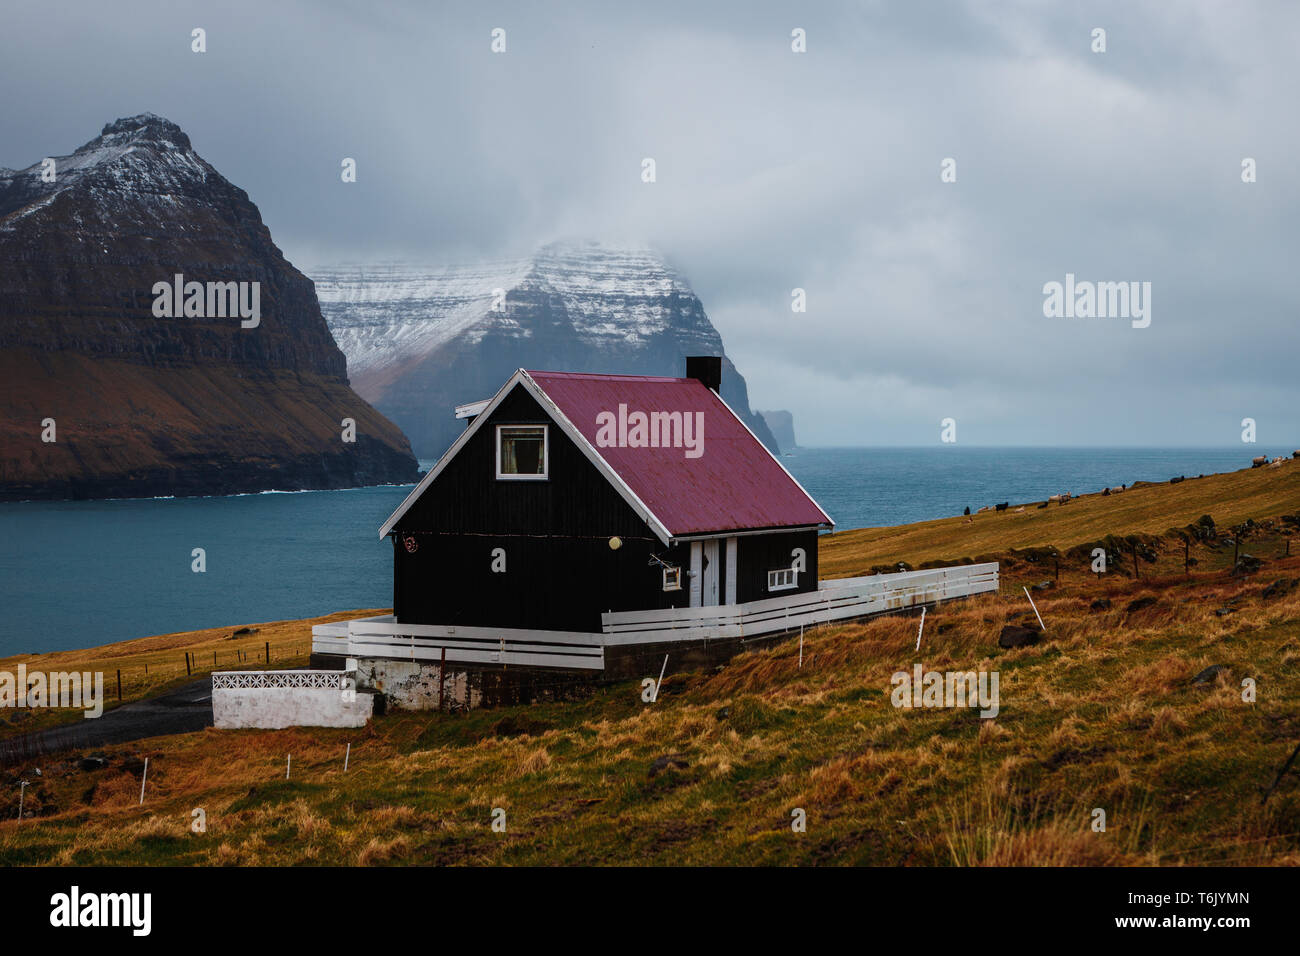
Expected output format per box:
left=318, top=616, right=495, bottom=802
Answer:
left=311, top=563, right=999, bottom=672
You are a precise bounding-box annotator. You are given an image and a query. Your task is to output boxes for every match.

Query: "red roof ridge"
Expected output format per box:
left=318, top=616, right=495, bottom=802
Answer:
left=526, top=369, right=693, bottom=384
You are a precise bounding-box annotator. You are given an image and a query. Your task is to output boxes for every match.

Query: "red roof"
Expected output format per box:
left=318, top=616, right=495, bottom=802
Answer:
left=527, top=370, right=832, bottom=536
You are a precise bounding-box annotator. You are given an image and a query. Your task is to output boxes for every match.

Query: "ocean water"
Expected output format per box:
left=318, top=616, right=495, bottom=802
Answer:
left=0, top=447, right=1289, bottom=656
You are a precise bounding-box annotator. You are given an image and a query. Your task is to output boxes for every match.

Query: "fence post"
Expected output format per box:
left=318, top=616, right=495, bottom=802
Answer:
left=438, top=646, right=447, bottom=713
left=185, top=653, right=191, bottom=676
left=116, top=670, right=122, bottom=701
left=265, top=641, right=271, bottom=665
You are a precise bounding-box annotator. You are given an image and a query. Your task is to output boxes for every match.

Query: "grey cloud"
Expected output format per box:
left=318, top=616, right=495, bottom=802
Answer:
left=1, top=0, right=1295, bottom=445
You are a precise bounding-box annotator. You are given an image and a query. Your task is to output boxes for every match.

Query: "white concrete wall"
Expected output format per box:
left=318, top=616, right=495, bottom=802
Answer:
left=212, top=672, right=373, bottom=729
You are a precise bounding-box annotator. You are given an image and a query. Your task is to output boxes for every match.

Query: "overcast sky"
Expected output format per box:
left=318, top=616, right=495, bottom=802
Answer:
left=2, top=1, right=1297, bottom=446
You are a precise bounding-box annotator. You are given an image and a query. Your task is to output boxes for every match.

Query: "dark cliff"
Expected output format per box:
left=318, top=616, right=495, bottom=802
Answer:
left=0, top=114, right=420, bottom=500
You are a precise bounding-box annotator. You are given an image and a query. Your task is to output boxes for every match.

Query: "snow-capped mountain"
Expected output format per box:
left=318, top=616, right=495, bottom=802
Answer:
left=0, top=114, right=419, bottom=500
left=314, top=240, right=779, bottom=458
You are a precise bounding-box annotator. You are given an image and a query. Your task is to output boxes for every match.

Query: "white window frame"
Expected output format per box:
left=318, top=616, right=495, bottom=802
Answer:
left=662, top=566, right=683, bottom=592
left=495, top=424, right=549, bottom=480
left=767, top=568, right=798, bottom=592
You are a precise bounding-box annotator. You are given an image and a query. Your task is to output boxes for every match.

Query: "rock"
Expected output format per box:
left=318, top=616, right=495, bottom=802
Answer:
left=1089, top=598, right=1112, bottom=611
left=714, top=706, right=730, bottom=721
left=995, top=502, right=1009, bottom=512
left=1262, top=578, right=1296, bottom=600
left=491, top=714, right=552, bottom=738
left=1191, top=665, right=1228, bottom=685
left=998, top=624, right=1041, bottom=648
left=1031, top=580, right=1053, bottom=592
left=121, top=756, right=145, bottom=775
left=649, top=754, right=690, bottom=777
left=231, top=626, right=259, bottom=636
left=1125, top=596, right=1158, bottom=613
left=756, top=410, right=798, bottom=452
left=1233, top=554, right=1262, bottom=575
left=78, top=756, right=108, bottom=772
left=1214, top=607, right=1234, bottom=617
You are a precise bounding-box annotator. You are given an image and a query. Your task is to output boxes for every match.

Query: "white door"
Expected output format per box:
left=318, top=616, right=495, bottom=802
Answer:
left=725, top=536, right=738, bottom=605
left=690, top=541, right=703, bottom=607
left=702, top=539, right=720, bottom=607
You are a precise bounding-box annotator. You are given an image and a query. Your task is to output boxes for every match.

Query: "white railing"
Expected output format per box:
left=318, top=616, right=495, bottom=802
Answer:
left=314, top=618, right=607, bottom=671
left=212, top=670, right=345, bottom=690
left=600, top=563, right=999, bottom=643
left=312, top=563, right=998, bottom=670
left=311, top=614, right=393, bottom=656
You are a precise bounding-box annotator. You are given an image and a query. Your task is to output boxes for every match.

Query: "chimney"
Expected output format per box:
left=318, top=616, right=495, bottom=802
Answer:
left=686, top=355, right=722, bottom=393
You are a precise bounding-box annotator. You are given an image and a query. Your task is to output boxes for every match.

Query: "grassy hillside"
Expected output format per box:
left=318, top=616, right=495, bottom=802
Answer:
left=1, top=462, right=1298, bottom=865
left=820, top=457, right=1300, bottom=575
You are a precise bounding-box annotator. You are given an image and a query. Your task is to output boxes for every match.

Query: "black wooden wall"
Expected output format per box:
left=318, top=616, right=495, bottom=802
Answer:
left=735, top=528, right=819, bottom=604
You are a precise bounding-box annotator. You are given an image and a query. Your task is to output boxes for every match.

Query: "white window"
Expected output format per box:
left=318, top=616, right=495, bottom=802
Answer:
left=768, top=568, right=798, bottom=592
left=496, top=425, right=548, bottom=480
left=662, top=566, right=682, bottom=592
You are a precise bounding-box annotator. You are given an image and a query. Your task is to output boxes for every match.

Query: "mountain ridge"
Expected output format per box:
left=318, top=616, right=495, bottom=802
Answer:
left=0, top=113, right=420, bottom=500
left=314, top=240, right=780, bottom=458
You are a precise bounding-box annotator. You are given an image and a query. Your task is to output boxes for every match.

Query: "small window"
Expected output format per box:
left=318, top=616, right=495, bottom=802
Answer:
left=662, top=566, right=682, bottom=591
left=497, top=425, right=548, bottom=480
left=768, top=568, right=798, bottom=592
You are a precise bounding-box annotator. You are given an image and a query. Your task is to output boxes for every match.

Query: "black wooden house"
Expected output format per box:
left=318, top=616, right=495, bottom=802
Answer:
left=378, top=357, right=834, bottom=634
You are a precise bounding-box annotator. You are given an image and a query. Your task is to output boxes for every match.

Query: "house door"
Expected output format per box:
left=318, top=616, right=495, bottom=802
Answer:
left=701, top=539, right=720, bottom=607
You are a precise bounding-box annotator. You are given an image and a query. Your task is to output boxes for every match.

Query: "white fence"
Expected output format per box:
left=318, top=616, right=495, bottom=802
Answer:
left=313, top=615, right=606, bottom=671
left=312, top=564, right=999, bottom=671
left=600, top=563, right=1000, bottom=643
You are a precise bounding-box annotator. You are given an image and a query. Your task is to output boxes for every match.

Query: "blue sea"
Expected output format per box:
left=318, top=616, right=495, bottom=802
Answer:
left=0, top=447, right=1290, bottom=656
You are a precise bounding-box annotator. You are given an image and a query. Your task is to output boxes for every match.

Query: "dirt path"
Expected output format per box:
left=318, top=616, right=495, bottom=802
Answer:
left=0, top=677, right=213, bottom=765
